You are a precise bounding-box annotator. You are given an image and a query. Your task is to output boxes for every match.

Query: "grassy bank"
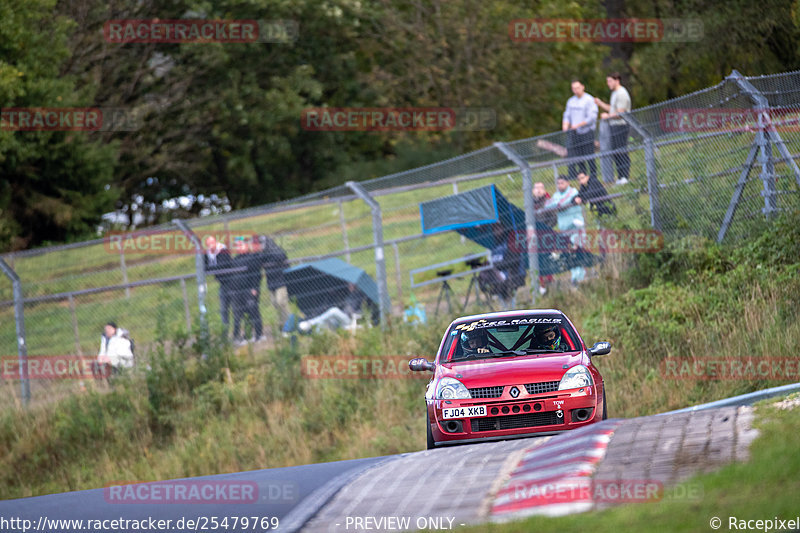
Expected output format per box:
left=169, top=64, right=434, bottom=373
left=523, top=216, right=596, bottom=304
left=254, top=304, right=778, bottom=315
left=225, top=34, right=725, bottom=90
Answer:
left=1, top=212, right=798, bottom=500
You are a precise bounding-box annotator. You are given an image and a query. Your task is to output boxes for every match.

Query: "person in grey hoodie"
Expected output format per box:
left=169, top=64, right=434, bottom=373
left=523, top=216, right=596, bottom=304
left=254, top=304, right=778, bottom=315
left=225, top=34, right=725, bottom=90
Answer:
left=563, top=79, right=599, bottom=181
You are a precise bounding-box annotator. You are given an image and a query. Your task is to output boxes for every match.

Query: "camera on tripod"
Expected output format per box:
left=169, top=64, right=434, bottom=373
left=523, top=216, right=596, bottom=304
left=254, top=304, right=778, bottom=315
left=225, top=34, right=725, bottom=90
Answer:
left=465, top=257, right=487, bottom=269
left=408, top=251, right=491, bottom=316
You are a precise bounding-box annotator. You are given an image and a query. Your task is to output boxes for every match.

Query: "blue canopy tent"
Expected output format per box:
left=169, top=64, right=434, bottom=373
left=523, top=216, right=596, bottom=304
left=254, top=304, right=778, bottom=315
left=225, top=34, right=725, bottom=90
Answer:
left=283, top=258, right=380, bottom=324
left=420, top=184, right=595, bottom=277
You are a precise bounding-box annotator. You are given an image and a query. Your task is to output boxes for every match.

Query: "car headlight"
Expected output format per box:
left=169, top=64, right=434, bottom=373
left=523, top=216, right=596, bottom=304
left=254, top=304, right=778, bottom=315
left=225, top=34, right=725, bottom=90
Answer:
left=558, top=365, right=593, bottom=390
left=436, top=377, right=472, bottom=400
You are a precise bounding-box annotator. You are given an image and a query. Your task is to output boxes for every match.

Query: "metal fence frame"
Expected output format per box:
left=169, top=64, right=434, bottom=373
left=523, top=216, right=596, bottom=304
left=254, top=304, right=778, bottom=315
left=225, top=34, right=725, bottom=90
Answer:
left=2, top=69, right=800, bottom=405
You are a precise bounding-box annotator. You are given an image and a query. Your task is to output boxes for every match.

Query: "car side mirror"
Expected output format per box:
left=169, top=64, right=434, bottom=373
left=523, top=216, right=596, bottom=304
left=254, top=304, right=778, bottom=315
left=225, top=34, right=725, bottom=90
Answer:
left=409, top=358, right=435, bottom=372
left=589, top=341, right=611, bottom=356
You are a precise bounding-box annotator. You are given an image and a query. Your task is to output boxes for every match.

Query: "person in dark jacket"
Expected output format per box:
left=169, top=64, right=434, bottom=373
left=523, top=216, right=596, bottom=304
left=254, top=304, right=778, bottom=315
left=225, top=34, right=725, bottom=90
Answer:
left=204, top=236, right=234, bottom=338
left=575, top=171, right=617, bottom=218
left=230, top=238, right=265, bottom=344
left=478, top=223, right=524, bottom=308
left=258, top=235, right=291, bottom=328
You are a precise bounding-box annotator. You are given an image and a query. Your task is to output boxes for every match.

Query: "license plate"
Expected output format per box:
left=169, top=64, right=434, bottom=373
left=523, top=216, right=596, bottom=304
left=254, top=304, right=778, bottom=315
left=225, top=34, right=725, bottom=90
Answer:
left=442, top=405, right=487, bottom=419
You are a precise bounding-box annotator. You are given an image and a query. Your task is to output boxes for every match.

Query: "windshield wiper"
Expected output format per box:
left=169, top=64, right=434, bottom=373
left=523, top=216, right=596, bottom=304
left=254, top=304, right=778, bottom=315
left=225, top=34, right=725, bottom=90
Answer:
left=487, top=350, right=528, bottom=357
left=489, top=349, right=556, bottom=357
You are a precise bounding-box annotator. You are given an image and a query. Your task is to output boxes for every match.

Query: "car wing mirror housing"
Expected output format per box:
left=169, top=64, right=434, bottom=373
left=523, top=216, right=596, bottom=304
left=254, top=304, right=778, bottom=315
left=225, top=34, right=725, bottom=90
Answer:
left=409, top=357, right=435, bottom=372
left=589, top=341, right=611, bottom=356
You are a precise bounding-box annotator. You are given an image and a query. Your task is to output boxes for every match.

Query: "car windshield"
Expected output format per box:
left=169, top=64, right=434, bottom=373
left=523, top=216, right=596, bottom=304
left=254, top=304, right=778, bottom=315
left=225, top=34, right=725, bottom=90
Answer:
left=443, top=314, right=581, bottom=362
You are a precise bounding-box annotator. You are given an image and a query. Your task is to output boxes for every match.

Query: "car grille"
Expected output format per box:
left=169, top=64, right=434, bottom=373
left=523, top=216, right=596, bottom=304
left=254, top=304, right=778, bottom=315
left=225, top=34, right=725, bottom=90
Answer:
left=468, top=385, right=504, bottom=398
left=524, top=380, right=560, bottom=395
left=471, top=411, right=560, bottom=432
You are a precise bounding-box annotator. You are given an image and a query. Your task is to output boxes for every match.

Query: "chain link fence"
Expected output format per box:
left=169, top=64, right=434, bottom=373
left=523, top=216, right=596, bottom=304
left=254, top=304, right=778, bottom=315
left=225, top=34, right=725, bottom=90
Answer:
left=2, top=69, right=799, bottom=406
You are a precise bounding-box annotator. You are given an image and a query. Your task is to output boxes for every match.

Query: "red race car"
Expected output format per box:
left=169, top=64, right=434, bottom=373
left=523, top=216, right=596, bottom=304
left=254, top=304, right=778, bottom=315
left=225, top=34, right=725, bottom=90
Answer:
left=409, top=309, right=610, bottom=449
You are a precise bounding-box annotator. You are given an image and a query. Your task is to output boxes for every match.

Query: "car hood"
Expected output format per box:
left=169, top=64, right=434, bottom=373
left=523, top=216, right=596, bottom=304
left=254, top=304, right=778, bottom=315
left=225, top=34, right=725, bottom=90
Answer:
left=437, top=352, right=586, bottom=386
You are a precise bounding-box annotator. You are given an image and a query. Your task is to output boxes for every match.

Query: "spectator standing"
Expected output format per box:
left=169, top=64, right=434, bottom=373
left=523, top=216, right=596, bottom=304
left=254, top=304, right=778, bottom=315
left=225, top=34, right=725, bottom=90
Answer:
left=563, top=79, right=598, bottom=181
left=595, top=72, right=632, bottom=185
left=545, top=175, right=586, bottom=286
left=230, top=238, right=265, bottom=344
left=93, top=321, right=134, bottom=379
left=204, top=235, right=234, bottom=338
left=258, top=235, right=291, bottom=329
left=575, top=172, right=617, bottom=218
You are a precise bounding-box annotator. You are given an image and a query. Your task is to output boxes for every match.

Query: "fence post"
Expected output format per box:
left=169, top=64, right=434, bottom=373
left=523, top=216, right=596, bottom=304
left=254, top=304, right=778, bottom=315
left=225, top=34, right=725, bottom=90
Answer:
left=727, top=70, right=800, bottom=218
left=0, top=258, right=30, bottom=406
left=119, top=246, right=131, bottom=299
left=345, top=181, right=390, bottom=327
left=728, top=70, right=782, bottom=219
left=644, top=137, right=661, bottom=230
left=453, top=182, right=467, bottom=244
left=717, top=144, right=759, bottom=243
left=620, top=114, right=661, bottom=230
left=494, top=142, right=539, bottom=305
left=338, top=200, right=351, bottom=263
left=180, top=277, right=192, bottom=331
left=67, top=294, right=82, bottom=356
left=392, top=242, right=402, bottom=309
left=173, top=220, right=209, bottom=347
left=757, top=127, right=777, bottom=217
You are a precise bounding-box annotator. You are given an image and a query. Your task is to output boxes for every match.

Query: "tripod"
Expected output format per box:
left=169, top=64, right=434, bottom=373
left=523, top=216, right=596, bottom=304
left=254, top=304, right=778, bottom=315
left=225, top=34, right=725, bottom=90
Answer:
left=462, top=271, right=489, bottom=311
left=434, top=269, right=455, bottom=316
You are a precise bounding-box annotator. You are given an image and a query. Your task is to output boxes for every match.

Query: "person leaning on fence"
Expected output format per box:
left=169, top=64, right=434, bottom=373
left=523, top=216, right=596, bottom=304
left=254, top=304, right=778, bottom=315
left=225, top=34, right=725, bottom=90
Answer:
left=563, top=79, right=599, bottom=181
left=258, top=235, right=291, bottom=330
left=595, top=72, right=632, bottom=185
left=204, top=235, right=234, bottom=338
left=230, top=238, right=265, bottom=345
left=92, top=321, right=134, bottom=380
left=575, top=171, right=617, bottom=218
left=532, top=181, right=556, bottom=294
left=533, top=181, right=557, bottom=228
left=545, top=175, right=586, bottom=286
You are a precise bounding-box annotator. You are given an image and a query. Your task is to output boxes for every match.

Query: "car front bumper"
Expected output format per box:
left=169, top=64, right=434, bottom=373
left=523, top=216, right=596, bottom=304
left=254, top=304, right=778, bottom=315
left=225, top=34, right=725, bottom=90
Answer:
left=428, top=385, right=603, bottom=445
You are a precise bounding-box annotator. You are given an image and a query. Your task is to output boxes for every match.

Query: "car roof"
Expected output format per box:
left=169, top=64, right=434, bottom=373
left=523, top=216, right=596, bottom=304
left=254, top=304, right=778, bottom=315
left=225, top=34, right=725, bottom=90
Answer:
left=450, top=309, right=564, bottom=325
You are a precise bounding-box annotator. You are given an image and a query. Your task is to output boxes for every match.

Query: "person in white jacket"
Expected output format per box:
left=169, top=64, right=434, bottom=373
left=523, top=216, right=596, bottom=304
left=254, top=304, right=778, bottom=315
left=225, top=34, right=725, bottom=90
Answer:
left=93, top=321, right=134, bottom=378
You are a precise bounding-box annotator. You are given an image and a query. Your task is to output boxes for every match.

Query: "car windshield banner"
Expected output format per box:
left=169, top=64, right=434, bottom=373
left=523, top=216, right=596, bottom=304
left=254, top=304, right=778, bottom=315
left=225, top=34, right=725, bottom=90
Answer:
left=454, top=317, right=562, bottom=332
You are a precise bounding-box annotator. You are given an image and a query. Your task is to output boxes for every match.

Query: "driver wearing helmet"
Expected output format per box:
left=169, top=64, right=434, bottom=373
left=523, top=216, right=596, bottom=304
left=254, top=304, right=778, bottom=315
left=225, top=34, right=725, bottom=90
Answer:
left=461, top=328, right=490, bottom=355
left=534, top=324, right=562, bottom=351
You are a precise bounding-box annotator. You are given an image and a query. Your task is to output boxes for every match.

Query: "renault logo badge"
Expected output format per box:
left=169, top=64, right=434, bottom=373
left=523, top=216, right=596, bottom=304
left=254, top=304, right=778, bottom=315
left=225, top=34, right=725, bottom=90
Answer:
left=509, top=386, right=520, bottom=398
